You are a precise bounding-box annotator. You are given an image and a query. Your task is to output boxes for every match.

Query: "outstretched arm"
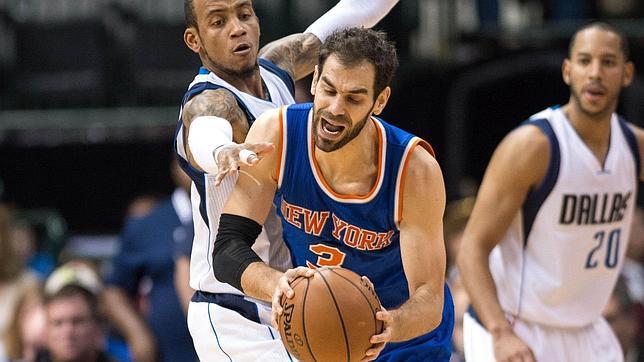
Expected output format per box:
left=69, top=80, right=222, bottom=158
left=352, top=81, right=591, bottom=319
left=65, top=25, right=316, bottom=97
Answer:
left=259, top=0, right=399, bottom=81
left=181, top=89, right=274, bottom=184
left=213, top=107, right=286, bottom=301
left=457, top=125, right=549, bottom=362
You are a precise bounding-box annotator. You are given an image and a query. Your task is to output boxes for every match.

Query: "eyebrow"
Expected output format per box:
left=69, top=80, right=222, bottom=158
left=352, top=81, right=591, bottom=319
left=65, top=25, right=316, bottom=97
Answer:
left=321, top=76, right=369, bottom=95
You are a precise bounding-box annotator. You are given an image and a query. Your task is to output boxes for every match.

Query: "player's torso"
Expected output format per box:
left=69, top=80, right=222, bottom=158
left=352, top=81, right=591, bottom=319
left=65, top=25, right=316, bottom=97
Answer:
left=492, top=107, right=639, bottom=327
left=175, top=59, right=295, bottom=293
left=275, top=103, right=421, bottom=308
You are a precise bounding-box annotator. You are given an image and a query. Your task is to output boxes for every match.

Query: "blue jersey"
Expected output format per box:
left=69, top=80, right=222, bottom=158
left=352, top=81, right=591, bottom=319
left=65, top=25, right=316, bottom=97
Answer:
left=274, top=103, right=454, bottom=361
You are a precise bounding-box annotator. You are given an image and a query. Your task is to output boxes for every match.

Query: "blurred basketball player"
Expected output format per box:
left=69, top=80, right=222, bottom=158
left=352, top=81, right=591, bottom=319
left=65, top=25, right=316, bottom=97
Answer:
left=458, top=22, right=644, bottom=362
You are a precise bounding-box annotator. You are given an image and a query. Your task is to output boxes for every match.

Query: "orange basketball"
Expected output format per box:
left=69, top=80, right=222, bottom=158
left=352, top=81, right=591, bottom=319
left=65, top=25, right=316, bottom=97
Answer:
left=277, top=267, right=384, bottom=362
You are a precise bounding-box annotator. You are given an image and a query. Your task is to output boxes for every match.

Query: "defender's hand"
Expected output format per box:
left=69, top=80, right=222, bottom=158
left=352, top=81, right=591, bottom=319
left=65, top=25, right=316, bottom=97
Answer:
left=213, top=142, right=274, bottom=185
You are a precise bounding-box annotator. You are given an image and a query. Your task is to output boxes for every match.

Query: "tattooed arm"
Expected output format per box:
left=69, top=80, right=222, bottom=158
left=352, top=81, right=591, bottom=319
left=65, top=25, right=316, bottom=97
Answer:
left=181, top=89, right=273, bottom=182
left=259, top=0, right=399, bottom=81
left=259, top=33, right=321, bottom=82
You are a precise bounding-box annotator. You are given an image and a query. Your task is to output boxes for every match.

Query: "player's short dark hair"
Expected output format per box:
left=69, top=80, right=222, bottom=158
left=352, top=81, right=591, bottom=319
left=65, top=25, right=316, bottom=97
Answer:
left=318, top=27, right=398, bottom=99
left=185, top=0, right=197, bottom=28
left=569, top=21, right=630, bottom=61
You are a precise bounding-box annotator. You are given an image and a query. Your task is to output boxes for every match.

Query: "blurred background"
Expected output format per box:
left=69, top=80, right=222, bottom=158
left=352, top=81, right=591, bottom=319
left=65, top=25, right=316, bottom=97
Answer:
left=1, top=0, right=643, bottom=245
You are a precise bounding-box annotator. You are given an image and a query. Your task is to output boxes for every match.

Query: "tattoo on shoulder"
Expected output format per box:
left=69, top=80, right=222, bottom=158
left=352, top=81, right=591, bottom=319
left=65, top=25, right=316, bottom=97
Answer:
left=259, top=33, right=321, bottom=81
left=182, top=89, right=246, bottom=125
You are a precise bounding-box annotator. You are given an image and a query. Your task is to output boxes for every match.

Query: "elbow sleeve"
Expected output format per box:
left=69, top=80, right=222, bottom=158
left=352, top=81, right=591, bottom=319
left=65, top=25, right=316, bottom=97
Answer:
left=212, top=213, right=263, bottom=292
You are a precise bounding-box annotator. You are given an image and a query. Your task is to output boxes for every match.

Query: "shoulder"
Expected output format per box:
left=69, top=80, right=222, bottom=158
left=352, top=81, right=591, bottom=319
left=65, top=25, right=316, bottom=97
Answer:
left=487, top=122, right=551, bottom=188
left=182, top=88, right=241, bottom=123
left=246, top=107, right=284, bottom=140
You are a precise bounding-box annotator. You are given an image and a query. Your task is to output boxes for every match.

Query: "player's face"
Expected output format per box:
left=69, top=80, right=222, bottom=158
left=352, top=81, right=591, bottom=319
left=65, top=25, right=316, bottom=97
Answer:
left=189, top=0, right=260, bottom=77
left=310, top=55, right=388, bottom=152
left=563, top=28, right=634, bottom=119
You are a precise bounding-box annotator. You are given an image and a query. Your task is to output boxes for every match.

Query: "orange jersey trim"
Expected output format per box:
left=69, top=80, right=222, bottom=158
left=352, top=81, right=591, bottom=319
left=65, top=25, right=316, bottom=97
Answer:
left=396, top=139, right=435, bottom=225
left=310, top=117, right=384, bottom=200
left=275, top=106, right=286, bottom=185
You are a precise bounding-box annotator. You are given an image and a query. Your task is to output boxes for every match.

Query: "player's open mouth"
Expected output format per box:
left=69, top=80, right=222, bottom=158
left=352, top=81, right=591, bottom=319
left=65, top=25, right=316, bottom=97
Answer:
left=233, top=43, right=251, bottom=55
left=583, top=85, right=606, bottom=101
left=321, top=117, right=345, bottom=136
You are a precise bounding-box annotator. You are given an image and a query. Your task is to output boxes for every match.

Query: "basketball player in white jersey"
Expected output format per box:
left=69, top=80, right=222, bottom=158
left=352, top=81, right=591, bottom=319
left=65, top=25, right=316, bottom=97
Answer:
left=174, top=1, right=399, bottom=360
left=457, top=22, right=644, bottom=362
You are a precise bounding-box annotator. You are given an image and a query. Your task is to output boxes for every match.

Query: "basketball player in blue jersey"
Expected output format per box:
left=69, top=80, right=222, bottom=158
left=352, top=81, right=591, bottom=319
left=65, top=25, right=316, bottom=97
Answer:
left=457, top=22, right=644, bottom=362
left=174, top=0, right=399, bottom=360
left=215, top=28, right=454, bottom=361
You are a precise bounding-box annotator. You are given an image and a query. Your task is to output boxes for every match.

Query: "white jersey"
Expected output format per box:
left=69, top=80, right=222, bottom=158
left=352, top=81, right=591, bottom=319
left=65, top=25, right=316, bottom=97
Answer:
left=490, top=106, right=640, bottom=328
left=175, top=59, right=294, bottom=295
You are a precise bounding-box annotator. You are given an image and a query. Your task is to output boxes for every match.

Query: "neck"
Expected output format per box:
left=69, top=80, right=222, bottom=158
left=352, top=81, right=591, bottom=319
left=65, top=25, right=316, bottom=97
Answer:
left=562, top=102, right=613, bottom=146
left=315, top=119, right=379, bottom=196
left=207, top=63, right=266, bottom=99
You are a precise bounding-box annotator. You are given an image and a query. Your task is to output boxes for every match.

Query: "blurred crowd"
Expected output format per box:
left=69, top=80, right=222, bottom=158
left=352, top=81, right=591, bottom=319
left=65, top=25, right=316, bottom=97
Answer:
left=0, top=159, right=198, bottom=362
left=0, top=173, right=641, bottom=362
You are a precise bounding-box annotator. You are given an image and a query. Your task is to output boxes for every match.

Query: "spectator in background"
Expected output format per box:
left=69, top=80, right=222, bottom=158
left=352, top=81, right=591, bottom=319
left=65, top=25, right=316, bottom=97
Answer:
left=36, top=284, right=113, bottom=362
left=4, top=287, right=46, bottom=361
left=103, top=159, right=196, bottom=362
left=0, top=204, right=41, bottom=360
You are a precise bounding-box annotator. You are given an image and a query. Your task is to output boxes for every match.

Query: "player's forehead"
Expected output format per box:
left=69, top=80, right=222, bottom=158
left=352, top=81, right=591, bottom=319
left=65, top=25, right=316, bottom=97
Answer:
left=571, top=27, right=623, bottom=58
left=195, top=0, right=253, bottom=16
left=320, top=55, right=376, bottom=95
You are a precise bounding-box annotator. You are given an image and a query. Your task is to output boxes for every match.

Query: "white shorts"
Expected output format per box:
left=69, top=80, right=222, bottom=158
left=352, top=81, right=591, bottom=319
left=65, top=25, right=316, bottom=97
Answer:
left=187, top=292, right=294, bottom=362
left=463, top=311, right=623, bottom=362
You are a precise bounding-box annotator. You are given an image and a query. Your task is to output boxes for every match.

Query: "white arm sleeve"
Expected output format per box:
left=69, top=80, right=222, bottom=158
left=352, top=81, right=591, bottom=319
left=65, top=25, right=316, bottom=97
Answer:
left=187, top=116, right=233, bottom=174
left=304, top=0, right=399, bottom=42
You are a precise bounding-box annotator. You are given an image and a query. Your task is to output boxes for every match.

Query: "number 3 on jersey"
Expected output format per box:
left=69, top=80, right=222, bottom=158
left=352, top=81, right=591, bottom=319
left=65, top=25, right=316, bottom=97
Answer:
left=585, top=228, right=621, bottom=269
left=306, top=244, right=346, bottom=268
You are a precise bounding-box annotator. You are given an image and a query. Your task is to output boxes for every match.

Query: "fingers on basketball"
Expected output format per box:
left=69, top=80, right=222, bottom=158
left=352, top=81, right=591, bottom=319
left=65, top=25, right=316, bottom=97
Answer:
left=277, top=267, right=384, bottom=362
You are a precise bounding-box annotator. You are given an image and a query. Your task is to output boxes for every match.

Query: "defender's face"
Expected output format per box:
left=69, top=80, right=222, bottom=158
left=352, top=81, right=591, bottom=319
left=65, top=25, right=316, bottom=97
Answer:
left=311, top=55, right=382, bottom=152
left=563, top=28, right=634, bottom=119
left=192, top=0, right=260, bottom=76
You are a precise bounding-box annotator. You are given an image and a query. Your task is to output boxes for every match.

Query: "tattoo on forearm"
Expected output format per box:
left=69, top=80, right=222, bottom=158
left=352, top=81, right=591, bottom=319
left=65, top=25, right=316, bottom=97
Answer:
left=260, top=33, right=321, bottom=81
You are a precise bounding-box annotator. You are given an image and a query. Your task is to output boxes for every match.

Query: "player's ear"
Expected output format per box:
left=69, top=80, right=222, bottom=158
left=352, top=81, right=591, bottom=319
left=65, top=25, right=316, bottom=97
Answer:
left=372, top=86, right=391, bottom=115
left=622, top=61, right=634, bottom=87
left=562, top=58, right=571, bottom=86
left=184, top=27, right=201, bottom=54
left=310, top=65, right=319, bottom=96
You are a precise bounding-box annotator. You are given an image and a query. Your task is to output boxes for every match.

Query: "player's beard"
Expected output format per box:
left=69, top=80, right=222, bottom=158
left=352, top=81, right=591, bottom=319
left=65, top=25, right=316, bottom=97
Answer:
left=569, top=83, right=617, bottom=120
left=312, top=108, right=370, bottom=153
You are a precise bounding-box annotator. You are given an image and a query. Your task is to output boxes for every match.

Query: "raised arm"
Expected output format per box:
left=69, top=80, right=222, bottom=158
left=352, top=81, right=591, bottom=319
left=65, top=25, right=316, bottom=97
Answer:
left=259, top=0, right=399, bottom=81
left=181, top=88, right=274, bottom=184
left=456, top=125, right=549, bottom=362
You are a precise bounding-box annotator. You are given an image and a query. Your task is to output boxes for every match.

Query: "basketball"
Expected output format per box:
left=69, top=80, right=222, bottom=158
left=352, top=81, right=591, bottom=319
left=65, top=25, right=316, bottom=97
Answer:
left=277, top=267, right=384, bottom=362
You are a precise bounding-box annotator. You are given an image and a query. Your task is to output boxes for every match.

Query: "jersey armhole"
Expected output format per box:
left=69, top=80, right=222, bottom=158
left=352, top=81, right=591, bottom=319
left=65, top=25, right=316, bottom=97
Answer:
left=275, top=106, right=288, bottom=188
left=394, top=138, right=434, bottom=228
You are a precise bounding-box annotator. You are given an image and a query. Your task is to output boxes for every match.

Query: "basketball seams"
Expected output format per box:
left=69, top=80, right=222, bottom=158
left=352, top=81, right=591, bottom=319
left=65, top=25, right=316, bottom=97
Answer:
left=301, top=278, right=317, bottom=361
left=328, top=268, right=383, bottom=335
left=317, top=269, right=352, bottom=362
